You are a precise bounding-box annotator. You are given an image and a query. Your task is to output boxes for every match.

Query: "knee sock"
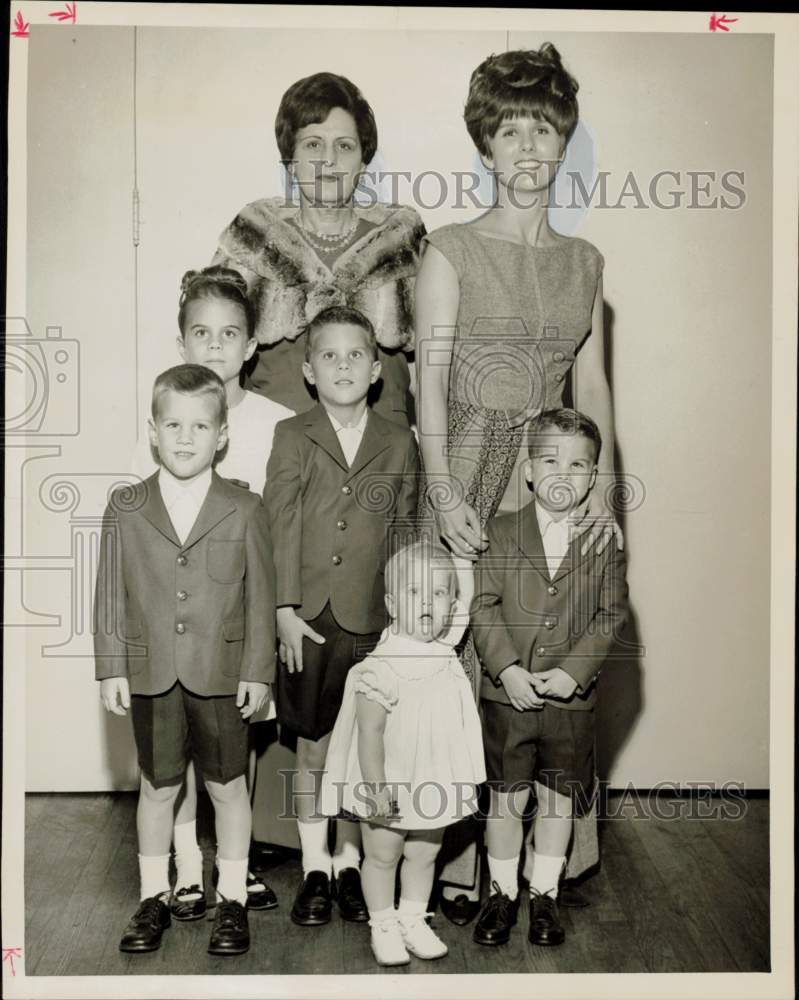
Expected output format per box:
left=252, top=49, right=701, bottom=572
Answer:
left=331, top=819, right=361, bottom=875
left=217, top=857, right=248, bottom=906
left=529, top=853, right=566, bottom=898
left=138, top=854, right=170, bottom=901
left=297, top=818, right=332, bottom=876
left=172, top=819, right=204, bottom=892
left=487, top=854, right=519, bottom=900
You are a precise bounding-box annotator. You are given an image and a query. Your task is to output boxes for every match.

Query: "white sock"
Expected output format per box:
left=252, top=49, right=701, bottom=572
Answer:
left=138, top=854, right=170, bottom=900
left=487, top=854, right=519, bottom=900
left=331, top=820, right=361, bottom=875
left=398, top=897, right=427, bottom=919
left=172, top=819, right=203, bottom=891
left=217, top=856, right=248, bottom=906
left=529, top=853, right=566, bottom=897
left=369, top=905, right=397, bottom=924
left=297, top=818, right=332, bottom=876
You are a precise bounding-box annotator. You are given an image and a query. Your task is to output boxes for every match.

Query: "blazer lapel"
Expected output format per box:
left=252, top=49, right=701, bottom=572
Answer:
left=551, top=510, right=595, bottom=582
left=182, top=475, right=236, bottom=551
left=139, top=474, right=180, bottom=547
left=346, top=412, right=391, bottom=480
left=515, top=502, right=552, bottom=584
left=303, top=405, right=349, bottom=472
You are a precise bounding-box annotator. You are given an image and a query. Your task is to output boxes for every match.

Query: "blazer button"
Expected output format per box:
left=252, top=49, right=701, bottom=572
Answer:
left=544, top=618, right=556, bottom=629
left=175, top=623, right=186, bottom=635
left=337, top=519, right=347, bottom=530
left=177, top=555, right=187, bottom=567
left=553, top=350, right=566, bottom=363
left=548, top=584, right=558, bottom=596
left=536, top=646, right=546, bottom=657
left=341, top=485, right=352, bottom=496
left=177, top=590, right=188, bottom=601
left=554, top=372, right=564, bottom=383
left=332, top=555, right=342, bottom=566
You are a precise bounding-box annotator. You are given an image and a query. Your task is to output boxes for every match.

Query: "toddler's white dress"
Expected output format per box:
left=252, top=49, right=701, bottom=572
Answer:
left=320, top=609, right=486, bottom=830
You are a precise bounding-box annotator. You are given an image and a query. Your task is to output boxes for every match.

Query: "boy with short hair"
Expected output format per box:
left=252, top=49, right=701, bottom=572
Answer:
left=470, top=407, right=628, bottom=948
left=95, top=363, right=276, bottom=956
left=265, top=305, right=419, bottom=927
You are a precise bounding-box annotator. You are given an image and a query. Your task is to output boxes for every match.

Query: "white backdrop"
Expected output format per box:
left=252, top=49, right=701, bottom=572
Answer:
left=21, top=25, right=772, bottom=790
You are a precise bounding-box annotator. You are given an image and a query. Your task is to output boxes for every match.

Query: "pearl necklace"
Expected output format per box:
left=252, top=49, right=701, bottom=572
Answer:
left=296, top=213, right=358, bottom=250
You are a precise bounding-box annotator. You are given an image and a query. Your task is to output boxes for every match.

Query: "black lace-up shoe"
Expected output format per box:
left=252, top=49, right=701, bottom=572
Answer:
left=208, top=899, right=250, bottom=956
left=333, top=867, right=369, bottom=922
left=473, top=882, right=520, bottom=946
left=119, top=895, right=171, bottom=952
left=290, top=870, right=332, bottom=926
left=528, top=890, right=565, bottom=946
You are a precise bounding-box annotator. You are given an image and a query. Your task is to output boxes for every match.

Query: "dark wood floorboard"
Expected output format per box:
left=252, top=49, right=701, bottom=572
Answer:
left=24, top=792, right=770, bottom=977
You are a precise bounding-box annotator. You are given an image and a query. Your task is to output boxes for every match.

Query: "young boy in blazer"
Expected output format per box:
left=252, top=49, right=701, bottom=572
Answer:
left=470, top=408, right=628, bottom=949
left=95, top=364, right=276, bottom=957
left=264, top=305, right=418, bottom=928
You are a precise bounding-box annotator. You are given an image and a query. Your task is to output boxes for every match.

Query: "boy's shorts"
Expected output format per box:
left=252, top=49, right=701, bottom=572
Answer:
left=481, top=700, right=595, bottom=816
left=131, top=681, right=248, bottom=788
left=277, top=602, right=381, bottom=742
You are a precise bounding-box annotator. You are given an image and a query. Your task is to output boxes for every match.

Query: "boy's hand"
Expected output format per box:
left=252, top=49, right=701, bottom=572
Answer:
left=365, top=785, right=400, bottom=821
left=531, top=667, right=578, bottom=700
left=276, top=607, right=325, bottom=673
left=498, top=663, right=545, bottom=712
left=237, top=681, right=269, bottom=719
left=100, top=677, right=131, bottom=716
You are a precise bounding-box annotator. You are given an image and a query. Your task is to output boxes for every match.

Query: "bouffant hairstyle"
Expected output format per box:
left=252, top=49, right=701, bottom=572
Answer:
left=177, top=266, right=256, bottom=340
left=464, top=43, right=579, bottom=156
left=527, top=407, right=602, bottom=464
left=275, top=72, right=378, bottom=165
left=151, top=363, right=228, bottom=426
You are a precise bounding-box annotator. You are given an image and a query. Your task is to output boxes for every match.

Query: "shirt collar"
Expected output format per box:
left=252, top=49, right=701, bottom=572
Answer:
left=535, top=498, right=589, bottom=538
left=158, top=466, right=213, bottom=510
left=327, top=408, right=368, bottom=436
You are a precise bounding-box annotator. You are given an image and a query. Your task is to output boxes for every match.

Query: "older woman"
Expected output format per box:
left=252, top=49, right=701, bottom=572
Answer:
left=211, top=72, right=425, bottom=927
left=213, top=72, right=425, bottom=426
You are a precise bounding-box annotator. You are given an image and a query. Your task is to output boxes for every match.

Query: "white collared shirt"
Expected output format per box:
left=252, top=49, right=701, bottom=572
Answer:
left=535, top=500, right=587, bottom=580
left=327, top=408, right=368, bottom=467
left=158, top=466, right=212, bottom=545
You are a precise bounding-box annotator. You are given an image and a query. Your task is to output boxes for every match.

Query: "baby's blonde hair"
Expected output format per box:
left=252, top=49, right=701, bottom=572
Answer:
left=384, top=540, right=457, bottom=599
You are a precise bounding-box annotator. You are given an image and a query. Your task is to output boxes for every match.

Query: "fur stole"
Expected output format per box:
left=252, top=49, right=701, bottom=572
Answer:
left=213, top=198, right=426, bottom=350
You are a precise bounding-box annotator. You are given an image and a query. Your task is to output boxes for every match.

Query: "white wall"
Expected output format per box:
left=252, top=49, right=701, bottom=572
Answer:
left=22, top=26, right=771, bottom=790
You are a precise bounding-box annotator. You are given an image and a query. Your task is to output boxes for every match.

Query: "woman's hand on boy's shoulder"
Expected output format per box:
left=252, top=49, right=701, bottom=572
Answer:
left=577, top=487, right=624, bottom=556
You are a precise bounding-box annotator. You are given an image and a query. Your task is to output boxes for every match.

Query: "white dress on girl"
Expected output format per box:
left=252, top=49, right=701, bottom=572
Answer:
left=320, top=606, right=486, bottom=830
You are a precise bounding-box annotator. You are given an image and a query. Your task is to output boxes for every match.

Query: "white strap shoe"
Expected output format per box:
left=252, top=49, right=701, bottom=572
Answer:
left=369, top=915, right=410, bottom=966
left=398, top=912, right=448, bottom=960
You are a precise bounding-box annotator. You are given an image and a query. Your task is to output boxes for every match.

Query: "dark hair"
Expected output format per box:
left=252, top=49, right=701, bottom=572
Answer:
left=275, top=72, right=378, bottom=165
left=177, top=266, right=255, bottom=339
left=304, top=305, right=378, bottom=361
left=464, top=44, right=579, bottom=157
left=527, top=407, right=602, bottom=463
left=151, top=363, right=228, bottom=426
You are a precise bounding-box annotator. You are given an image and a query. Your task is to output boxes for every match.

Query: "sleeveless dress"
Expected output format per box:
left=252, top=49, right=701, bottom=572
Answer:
left=423, top=224, right=604, bottom=538
left=320, top=609, right=486, bottom=830
left=421, top=224, right=604, bottom=882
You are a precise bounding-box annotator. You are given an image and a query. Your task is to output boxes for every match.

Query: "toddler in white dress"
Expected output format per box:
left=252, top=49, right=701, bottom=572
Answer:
left=321, top=540, right=486, bottom=966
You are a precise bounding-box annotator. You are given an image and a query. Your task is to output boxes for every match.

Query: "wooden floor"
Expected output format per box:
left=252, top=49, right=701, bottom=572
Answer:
left=24, top=792, right=770, bottom=977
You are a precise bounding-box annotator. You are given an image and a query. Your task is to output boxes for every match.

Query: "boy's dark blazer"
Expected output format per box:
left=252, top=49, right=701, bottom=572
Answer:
left=94, top=472, right=276, bottom=697
left=265, top=403, right=419, bottom=634
left=471, top=500, right=628, bottom=711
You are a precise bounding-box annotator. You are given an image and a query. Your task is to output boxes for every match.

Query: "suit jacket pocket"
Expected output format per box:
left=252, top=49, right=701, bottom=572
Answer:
left=123, top=616, right=147, bottom=674
left=221, top=618, right=245, bottom=677
left=207, top=540, right=246, bottom=583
